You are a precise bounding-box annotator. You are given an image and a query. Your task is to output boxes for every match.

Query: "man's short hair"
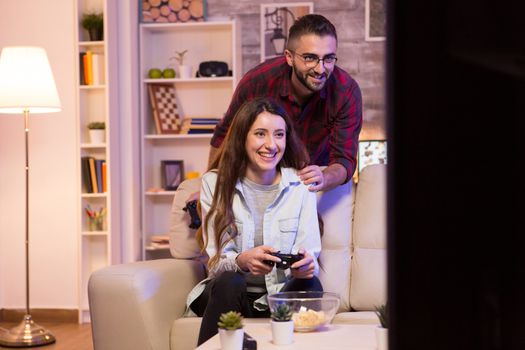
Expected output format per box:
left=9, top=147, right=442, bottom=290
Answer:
left=287, top=14, right=337, bottom=49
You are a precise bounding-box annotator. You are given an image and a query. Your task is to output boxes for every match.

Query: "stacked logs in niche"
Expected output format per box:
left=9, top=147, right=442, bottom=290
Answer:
left=142, top=0, right=205, bottom=23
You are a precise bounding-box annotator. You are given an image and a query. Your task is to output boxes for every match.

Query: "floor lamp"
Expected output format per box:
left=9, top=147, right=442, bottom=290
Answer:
left=0, top=47, right=61, bottom=347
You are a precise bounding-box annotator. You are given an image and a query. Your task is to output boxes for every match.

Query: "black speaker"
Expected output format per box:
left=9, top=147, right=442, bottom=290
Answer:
left=198, top=61, right=229, bottom=77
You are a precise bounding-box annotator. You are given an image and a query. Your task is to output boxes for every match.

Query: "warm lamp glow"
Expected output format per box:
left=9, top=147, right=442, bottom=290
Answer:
left=0, top=46, right=61, bottom=114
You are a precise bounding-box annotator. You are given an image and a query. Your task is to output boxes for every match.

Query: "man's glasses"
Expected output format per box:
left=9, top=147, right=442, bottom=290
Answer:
left=289, top=50, right=338, bottom=68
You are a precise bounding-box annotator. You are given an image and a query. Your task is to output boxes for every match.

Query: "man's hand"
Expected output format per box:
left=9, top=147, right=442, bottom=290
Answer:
left=236, top=246, right=280, bottom=276
left=297, top=165, right=324, bottom=192
left=298, top=163, right=347, bottom=192
left=290, top=248, right=315, bottom=279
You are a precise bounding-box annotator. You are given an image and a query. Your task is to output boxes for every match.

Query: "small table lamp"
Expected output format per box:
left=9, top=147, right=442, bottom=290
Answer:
left=0, top=46, right=61, bottom=347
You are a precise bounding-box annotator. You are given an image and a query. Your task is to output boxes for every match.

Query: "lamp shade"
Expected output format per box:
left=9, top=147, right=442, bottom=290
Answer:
left=0, top=46, right=61, bottom=114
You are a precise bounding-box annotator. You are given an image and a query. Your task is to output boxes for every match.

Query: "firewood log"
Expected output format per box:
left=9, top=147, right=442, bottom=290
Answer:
left=178, top=8, right=191, bottom=22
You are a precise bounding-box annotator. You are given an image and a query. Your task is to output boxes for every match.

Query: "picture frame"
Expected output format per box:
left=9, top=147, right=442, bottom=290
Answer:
left=358, top=140, right=388, bottom=173
left=148, top=83, right=182, bottom=134
left=161, top=160, right=184, bottom=191
left=365, top=0, right=387, bottom=41
left=260, top=2, right=314, bottom=62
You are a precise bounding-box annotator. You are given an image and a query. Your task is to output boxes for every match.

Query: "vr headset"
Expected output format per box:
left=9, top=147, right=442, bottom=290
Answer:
left=197, top=61, right=230, bottom=77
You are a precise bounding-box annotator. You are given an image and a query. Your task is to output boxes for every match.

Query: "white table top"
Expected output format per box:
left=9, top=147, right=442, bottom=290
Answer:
left=196, top=323, right=378, bottom=350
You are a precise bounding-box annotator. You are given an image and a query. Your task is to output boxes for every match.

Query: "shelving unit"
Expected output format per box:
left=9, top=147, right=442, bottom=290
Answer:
left=75, top=0, right=120, bottom=323
left=139, top=20, right=241, bottom=260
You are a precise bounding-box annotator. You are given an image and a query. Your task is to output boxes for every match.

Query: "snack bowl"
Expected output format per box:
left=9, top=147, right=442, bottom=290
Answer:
left=267, top=291, right=340, bottom=332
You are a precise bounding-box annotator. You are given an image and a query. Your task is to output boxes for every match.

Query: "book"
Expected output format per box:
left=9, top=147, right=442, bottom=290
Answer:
left=84, top=50, right=93, bottom=85
left=102, top=161, right=107, bottom=192
left=88, top=157, right=98, bottom=193
left=184, top=117, right=220, bottom=125
left=79, top=52, right=86, bottom=85
left=95, top=159, right=104, bottom=193
left=187, top=128, right=215, bottom=134
left=91, top=53, right=105, bottom=85
left=81, top=156, right=93, bottom=193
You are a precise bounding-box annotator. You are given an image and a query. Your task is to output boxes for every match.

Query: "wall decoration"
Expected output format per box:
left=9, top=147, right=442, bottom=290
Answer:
left=148, top=83, right=182, bottom=134
left=365, top=0, right=387, bottom=41
left=141, top=0, right=206, bottom=23
left=358, top=140, right=387, bottom=172
left=161, top=160, right=184, bottom=191
left=260, top=3, right=313, bottom=62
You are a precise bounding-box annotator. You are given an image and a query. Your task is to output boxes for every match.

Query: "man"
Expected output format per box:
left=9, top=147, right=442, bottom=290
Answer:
left=210, top=14, right=362, bottom=192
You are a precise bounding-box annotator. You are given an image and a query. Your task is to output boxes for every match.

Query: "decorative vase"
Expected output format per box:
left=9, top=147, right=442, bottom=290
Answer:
left=89, top=129, right=105, bottom=144
left=178, top=65, right=193, bottom=79
left=375, top=326, right=388, bottom=350
left=88, top=28, right=103, bottom=41
left=218, top=328, right=244, bottom=350
left=271, top=320, right=294, bottom=345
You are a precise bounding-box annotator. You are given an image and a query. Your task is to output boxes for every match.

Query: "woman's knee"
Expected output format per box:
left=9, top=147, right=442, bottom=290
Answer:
left=211, top=271, right=246, bottom=294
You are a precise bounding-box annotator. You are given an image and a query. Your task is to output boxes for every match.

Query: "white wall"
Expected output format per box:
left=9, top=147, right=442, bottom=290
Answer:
left=0, top=0, right=78, bottom=309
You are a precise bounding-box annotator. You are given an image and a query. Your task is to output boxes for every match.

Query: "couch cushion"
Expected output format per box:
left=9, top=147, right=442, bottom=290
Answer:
left=169, top=178, right=204, bottom=260
left=316, top=181, right=354, bottom=312
left=349, top=164, right=387, bottom=310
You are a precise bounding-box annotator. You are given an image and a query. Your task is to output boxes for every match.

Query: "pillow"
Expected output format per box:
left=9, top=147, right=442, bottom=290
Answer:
left=168, top=178, right=206, bottom=260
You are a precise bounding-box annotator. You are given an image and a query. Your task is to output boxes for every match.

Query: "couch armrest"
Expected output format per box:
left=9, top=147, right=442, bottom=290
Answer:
left=88, top=258, right=206, bottom=350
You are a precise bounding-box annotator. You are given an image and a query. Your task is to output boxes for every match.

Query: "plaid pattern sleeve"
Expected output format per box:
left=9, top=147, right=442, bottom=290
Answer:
left=211, top=57, right=363, bottom=182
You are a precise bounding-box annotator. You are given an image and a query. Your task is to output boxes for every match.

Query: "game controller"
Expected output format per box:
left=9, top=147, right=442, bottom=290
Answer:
left=183, top=200, right=201, bottom=229
left=264, top=251, right=304, bottom=269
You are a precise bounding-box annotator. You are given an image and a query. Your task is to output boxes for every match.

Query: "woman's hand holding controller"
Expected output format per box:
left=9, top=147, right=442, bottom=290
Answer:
left=290, top=248, right=315, bottom=279
left=236, top=246, right=280, bottom=276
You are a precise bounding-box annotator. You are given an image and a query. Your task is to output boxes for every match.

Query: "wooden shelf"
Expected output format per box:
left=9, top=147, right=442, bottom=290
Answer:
left=139, top=19, right=240, bottom=260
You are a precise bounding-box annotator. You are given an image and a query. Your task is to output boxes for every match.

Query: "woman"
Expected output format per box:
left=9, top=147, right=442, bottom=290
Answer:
left=188, top=97, right=323, bottom=345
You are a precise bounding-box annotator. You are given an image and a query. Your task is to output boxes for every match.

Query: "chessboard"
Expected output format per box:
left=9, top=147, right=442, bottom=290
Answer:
left=148, top=83, right=182, bottom=134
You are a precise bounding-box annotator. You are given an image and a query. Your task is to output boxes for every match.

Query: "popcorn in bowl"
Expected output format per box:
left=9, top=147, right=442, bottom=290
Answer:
left=292, top=307, right=327, bottom=330
left=267, top=291, right=340, bottom=332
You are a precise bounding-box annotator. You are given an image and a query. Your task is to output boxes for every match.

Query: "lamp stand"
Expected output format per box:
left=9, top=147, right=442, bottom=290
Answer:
left=0, top=110, right=56, bottom=348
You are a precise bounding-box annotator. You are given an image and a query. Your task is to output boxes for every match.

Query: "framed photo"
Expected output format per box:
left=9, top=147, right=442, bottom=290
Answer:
left=358, top=140, right=388, bottom=173
left=365, top=0, right=387, bottom=41
left=260, top=3, right=314, bottom=62
left=148, top=83, right=182, bottom=134
left=161, top=160, right=184, bottom=191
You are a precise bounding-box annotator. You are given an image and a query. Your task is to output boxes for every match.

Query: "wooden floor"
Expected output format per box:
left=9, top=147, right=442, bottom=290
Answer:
left=0, top=322, right=93, bottom=350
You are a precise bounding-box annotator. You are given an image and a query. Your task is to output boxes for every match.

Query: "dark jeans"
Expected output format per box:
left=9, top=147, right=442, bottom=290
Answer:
left=191, top=271, right=323, bottom=345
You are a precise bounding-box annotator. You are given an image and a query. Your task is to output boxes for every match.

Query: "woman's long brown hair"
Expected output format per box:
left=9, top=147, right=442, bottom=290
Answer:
left=196, top=97, right=310, bottom=268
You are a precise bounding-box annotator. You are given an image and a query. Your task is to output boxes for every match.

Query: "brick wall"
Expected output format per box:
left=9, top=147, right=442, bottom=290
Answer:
left=207, top=0, right=386, bottom=139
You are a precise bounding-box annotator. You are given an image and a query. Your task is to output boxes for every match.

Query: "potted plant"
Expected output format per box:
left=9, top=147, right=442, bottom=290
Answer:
left=81, top=12, right=104, bottom=41
left=270, top=303, right=294, bottom=345
left=170, top=49, right=192, bottom=79
left=217, top=311, right=244, bottom=350
left=87, top=121, right=105, bottom=144
left=375, top=304, right=389, bottom=350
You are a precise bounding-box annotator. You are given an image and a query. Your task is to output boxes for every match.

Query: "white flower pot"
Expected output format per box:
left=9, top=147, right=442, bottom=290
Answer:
left=218, top=328, right=244, bottom=350
left=178, top=65, right=193, bottom=79
left=271, top=320, right=294, bottom=345
left=375, top=326, right=388, bottom=350
left=89, top=129, right=105, bottom=144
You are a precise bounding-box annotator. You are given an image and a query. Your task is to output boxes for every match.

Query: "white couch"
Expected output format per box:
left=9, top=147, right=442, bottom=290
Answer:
left=88, top=164, right=387, bottom=350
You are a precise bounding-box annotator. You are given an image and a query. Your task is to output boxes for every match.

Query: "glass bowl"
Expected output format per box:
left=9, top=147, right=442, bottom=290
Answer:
left=267, top=291, right=340, bottom=332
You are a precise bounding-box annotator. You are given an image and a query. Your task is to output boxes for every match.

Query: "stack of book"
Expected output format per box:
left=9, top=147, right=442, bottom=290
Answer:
left=179, top=117, right=220, bottom=134
left=79, top=50, right=105, bottom=86
left=81, top=156, right=107, bottom=193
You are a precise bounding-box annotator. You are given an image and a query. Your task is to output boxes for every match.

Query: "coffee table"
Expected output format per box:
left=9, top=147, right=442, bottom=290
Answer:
left=196, top=323, right=378, bottom=349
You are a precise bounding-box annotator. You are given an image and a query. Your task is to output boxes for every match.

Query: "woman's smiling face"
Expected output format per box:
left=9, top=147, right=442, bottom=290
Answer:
left=244, top=111, right=286, bottom=185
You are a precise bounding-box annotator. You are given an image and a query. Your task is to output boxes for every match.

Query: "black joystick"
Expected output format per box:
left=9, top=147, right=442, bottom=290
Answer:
left=183, top=200, right=201, bottom=229
left=264, top=251, right=304, bottom=269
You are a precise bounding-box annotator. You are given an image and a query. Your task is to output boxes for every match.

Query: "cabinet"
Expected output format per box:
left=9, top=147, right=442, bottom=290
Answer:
left=75, top=0, right=120, bottom=323
left=139, top=20, right=241, bottom=259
